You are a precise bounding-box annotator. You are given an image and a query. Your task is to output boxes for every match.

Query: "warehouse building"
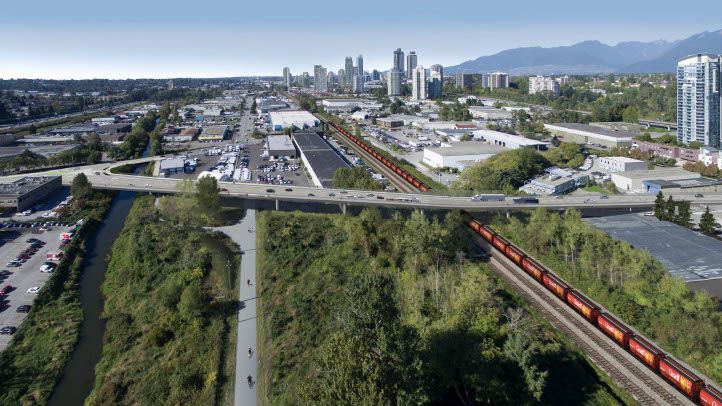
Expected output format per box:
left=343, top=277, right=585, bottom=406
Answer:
left=198, top=125, right=230, bottom=141
left=521, top=168, right=588, bottom=195
left=544, top=123, right=635, bottom=148
left=269, top=110, right=320, bottom=132
left=468, top=106, right=513, bottom=120
left=422, top=142, right=505, bottom=170
left=598, top=156, right=648, bottom=173
left=164, top=127, right=199, bottom=143
left=158, top=158, right=186, bottom=175
left=48, top=124, right=98, bottom=137
left=610, top=168, right=700, bottom=192
left=0, top=176, right=62, bottom=211
left=266, top=135, right=297, bottom=159
left=292, top=132, right=350, bottom=188
left=472, top=129, right=549, bottom=150
left=321, top=99, right=383, bottom=113
left=642, top=177, right=722, bottom=195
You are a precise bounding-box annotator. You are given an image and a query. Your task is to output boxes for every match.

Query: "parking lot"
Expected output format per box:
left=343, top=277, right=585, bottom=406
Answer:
left=0, top=223, right=76, bottom=350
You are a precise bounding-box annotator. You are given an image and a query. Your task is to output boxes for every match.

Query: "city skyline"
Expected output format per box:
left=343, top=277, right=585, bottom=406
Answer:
left=2, top=0, right=721, bottom=79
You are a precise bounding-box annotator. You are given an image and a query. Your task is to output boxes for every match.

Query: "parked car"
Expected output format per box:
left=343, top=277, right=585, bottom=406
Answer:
left=16, top=305, right=31, bottom=313
left=26, top=287, right=40, bottom=294
left=0, top=326, right=17, bottom=335
left=1, top=285, right=13, bottom=295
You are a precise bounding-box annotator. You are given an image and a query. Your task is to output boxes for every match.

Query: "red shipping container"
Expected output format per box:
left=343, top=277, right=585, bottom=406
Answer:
left=701, top=385, right=722, bottom=406
left=628, top=335, right=664, bottom=370
left=660, top=358, right=703, bottom=399
left=542, top=272, right=569, bottom=299
left=597, top=313, right=632, bottom=347
left=566, top=290, right=600, bottom=322
left=492, top=235, right=509, bottom=252
left=522, top=258, right=546, bottom=282
left=504, top=245, right=525, bottom=266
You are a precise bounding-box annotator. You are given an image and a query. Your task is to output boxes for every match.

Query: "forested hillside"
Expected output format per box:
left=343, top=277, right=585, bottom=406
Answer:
left=257, top=210, right=633, bottom=405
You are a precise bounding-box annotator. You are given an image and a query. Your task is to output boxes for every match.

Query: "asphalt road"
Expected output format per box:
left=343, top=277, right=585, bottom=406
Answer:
left=0, top=225, right=75, bottom=350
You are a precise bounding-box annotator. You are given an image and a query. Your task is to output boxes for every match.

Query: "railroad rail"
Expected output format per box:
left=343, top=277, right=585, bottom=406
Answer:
left=480, top=238, right=689, bottom=405
left=466, top=213, right=721, bottom=406
left=322, top=120, right=432, bottom=193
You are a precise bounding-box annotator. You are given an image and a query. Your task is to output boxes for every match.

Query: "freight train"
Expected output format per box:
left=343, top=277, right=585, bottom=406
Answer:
left=326, top=121, right=432, bottom=192
left=464, top=213, right=722, bottom=406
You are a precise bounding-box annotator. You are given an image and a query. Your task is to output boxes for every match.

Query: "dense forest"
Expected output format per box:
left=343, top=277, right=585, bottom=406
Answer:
left=493, top=209, right=722, bottom=383
left=85, top=194, right=239, bottom=405
left=257, top=210, right=632, bottom=405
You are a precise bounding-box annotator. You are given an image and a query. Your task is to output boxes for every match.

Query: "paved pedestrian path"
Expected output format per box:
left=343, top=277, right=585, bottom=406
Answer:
left=213, top=210, right=257, bottom=406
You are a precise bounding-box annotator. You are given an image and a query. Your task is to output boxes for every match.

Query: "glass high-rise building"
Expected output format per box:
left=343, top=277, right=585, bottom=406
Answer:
left=429, top=64, right=443, bottom=99
left=345, top=57, right=354, bottom=87
left=283, top=67, right=292, bottom=88
left=677, top=54, right=721, bottom=147
left=356, top=55, right=364, bottom=78
left=313, top=65, right=328, bottom=92
left=412, top=66, right=428, bottom=100
left=393, top=48, right=405, bottom=77
left=406, top=52, right=417, bottom=77
left=388, top=67, right=402, bottom=96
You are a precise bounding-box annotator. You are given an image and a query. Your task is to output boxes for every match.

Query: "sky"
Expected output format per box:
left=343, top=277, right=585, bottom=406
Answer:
left=1, top=0, right=720, bottom=79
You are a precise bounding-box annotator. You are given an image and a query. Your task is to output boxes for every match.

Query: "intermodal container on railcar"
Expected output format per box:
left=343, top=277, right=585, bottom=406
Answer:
left=659, top=357, right=704, bottom=400
left=492, top=235, right=510, bottom=252
left=597, top=313, right=632, bottom=347
left=628, top=335, right=664, bottom=370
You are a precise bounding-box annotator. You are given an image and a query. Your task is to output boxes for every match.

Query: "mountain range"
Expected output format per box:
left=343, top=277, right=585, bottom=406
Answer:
left=445, top=29, right=722, bottom=75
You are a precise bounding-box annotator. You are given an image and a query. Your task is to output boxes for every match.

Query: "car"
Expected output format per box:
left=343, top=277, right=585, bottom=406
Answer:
left=266, top=188, right=275, bottom=193
left=695, top=193, right=704, bottom=198
left=1, top=285, right=13, bottom=295
left=144, top=184, right=152, bottom=187
left=644, top=211, right=655, bottom=216
left=285, top=188, right=293, bottom=192
left=340, top=190, right=348, bottom=194
left=0, top=270, right=11, bottom=276
left=40, top=263, right=56, bottom=273
left=16, top=305, right=31, bottom=313
left=328, top=192, right=336, bottom=197
left=376, top=196, right=385, bottom=200
left=26, top=287, right=40, bottom=294
left=307, top=193, right=315, bottom=197
left=600, top=195, right=609, bottom=199
left=0, top=326, right=17, bottom=335
left=219, top=188, right=228, bottom=192
left=39, top=227, right=50, bottom=232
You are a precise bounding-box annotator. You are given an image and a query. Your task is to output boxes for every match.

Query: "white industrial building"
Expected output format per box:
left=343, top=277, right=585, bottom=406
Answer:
left=321, top=99, right=382, bottom=112
left=598, top=156, right=648, bottom=173
left=468, top=106, right=513, bottom=120
left=422, top=142, right=505, bottom=169
left=266, top=135, right=297, bottom=159
left=545, top=123, right=634, bottom=148
left=610, top=168, right=700, bottom=192
left=472, top=129, right=549, bottom=150
left=269, top=110, right=320, bottom=132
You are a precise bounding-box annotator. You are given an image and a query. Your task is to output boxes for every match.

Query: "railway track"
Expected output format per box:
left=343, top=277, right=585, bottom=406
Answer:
left=475, top=237, right=691, bottom=406
left=325, top=124, right=418, bottom=193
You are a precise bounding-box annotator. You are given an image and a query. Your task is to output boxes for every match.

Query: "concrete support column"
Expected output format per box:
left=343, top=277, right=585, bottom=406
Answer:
left=506, top=211, right=511, bottom=219
left=275, top=199, right=279, bottom=211
left=341, top=203, right=347, bottom=214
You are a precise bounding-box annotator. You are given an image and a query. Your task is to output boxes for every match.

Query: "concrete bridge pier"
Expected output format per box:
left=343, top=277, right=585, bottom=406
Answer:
left=341, top=203, right=347, bottom=214
left=275, top=199, right=279, bottom=211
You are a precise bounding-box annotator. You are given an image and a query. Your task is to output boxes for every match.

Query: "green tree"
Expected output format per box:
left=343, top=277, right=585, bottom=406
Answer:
left=196, top=175, right=220, bottom=218
left=622, top=106, right=639, bottom=123
left=250, top=100, right=257, bottom=114
left=71, top=173, right=92, bottom=198
left=654, top=191, right=665, bottom=219
left=665, top=195, right=676, bottom=221
left=674, top=200, right=691, bottom=227
left=178, top=283, right=204, bottom=321
left=700, top=206, right=716, bottom=234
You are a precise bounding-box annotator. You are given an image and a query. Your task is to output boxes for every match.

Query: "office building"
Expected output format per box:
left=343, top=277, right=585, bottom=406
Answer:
left=298, top=72, right=310, bottom=88
left=529, top=75, right=560, bottom=96
left=326, top=71, right=337, bottom=86
left=407, top=52, right=417, bottom=76
left=0, top=176, right=62, bottom=211
left=371, top=69, right=380, bottom=80
left=283, top=67, right=292, bottom=88
left=412, top=66, right=428, bottom=100
left=314, top=65, right=328, bottom=92
left=489, top=72, right=509, bottom=90
left=429, top=64, right=444, bottom=99
left=393, top=48, right=405, bottom=77
left=677, top=54, right=721, bottom=148
left=388, top=67, right=402, bottom=96
left=356, top=55, right=364, bottom=80
left=337, top=69, right=346, bottom=87
left=352, top=75, right=364, bottom=94
left=345, top=57, right=354, bottom=86
left=456, top=72, right=473, bottom=90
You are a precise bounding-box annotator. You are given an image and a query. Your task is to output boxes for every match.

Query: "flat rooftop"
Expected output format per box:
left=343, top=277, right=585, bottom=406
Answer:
left=602, top=156, right=645, bottom=163
left=201, top=125, right=229, bottom=136
left=546, top=123, right=636, bottom=139
left=613, top=168, right=699, bottom=180
left=292, top=132, right=350, bottom=187
left=586, top=213, right=722, bottom=282
left=426, top=142, right=505, bottom=156
left=0, top=176, right=61, bottom=197
left=267, top=135, right=295, bottom=152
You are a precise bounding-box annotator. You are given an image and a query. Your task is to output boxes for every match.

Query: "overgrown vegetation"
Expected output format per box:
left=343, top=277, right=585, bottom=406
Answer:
left=454, top=148, right=550, bottom=194
left=85, top=195, right=239, bottom=405
left=493, top=209, right=722, bottom=383
left=107, top=110, right=159, bottom=160
left=332, top=166, right=383, bottom=190
left=258, top=210, right=632, bottom=405
left=0, top=190, right=114, bottom=404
